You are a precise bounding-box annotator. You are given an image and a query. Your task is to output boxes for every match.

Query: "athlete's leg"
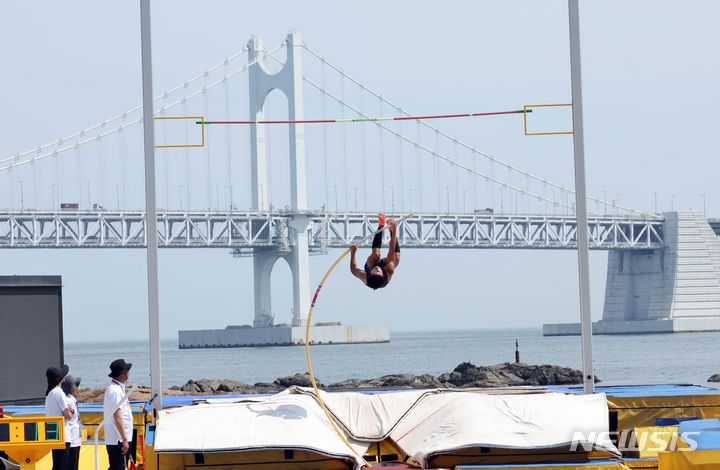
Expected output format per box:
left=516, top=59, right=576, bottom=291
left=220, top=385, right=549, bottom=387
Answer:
left=366, top=214, right=385, bottom=267
left=382, top=241, right=400, bottom=266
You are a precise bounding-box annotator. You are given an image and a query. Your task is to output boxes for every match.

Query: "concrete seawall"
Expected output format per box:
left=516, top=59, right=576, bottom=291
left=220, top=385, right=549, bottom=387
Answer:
left=178, top=323, right=390, bottom=348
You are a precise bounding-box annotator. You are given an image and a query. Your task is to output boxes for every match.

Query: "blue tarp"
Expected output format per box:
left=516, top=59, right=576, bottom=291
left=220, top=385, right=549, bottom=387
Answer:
left=144, top=424, right=155, bottom=446
left=547, top=383, right=720, bottom=397
left=678, top=418, right=720, bottom=450
left=656, top=417, right=698, bottom=426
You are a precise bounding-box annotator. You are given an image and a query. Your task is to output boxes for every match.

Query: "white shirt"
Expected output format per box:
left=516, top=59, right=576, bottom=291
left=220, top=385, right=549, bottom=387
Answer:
left=103, top=379, right=133, bottom=445
left=45, top=386, right=69, bottom=442
left=66, top=394, right=82, bottom=447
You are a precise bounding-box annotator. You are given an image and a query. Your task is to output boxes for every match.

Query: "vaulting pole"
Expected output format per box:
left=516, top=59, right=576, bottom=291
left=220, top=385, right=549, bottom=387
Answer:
left=139, top=0, right=163, bottom=413
left=568, top=0, right=594, bottom=394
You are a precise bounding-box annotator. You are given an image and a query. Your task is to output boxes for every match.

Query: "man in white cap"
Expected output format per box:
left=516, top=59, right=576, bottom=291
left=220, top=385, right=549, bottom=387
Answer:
left=45, top=364, right=73, bottom=470
left=103, top=359, right=133, bottom=470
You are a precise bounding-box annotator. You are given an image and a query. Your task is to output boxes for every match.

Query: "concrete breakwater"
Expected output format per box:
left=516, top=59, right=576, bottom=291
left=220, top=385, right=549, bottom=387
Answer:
left=75, top=362, right=596, bottom=402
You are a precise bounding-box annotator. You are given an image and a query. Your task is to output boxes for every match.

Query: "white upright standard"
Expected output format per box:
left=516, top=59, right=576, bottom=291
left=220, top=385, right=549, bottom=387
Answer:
left=568, top=0, right=595, bottom=394
left=139, top=0, right=163, bottom=412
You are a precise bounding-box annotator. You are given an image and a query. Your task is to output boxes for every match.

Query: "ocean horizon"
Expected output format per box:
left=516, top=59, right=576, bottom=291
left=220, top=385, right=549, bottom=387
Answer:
left=64, top=327, right=720, bottom=390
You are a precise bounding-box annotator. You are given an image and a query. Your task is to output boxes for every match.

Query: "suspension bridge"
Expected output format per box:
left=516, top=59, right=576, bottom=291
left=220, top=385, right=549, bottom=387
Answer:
left=2, top=32, right=720, bottom=343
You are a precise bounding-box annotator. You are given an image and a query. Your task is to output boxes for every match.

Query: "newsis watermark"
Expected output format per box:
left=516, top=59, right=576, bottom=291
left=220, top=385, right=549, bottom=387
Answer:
left=570, top=430, right=700, bottom=452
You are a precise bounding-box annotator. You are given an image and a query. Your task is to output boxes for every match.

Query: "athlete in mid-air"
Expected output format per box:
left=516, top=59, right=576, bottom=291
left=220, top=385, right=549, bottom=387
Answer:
left=350, top=214, right=400, bottom=290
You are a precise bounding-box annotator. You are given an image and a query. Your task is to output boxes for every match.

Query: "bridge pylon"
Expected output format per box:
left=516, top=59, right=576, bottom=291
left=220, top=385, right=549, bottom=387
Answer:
left=248, top=32, right=310, bottom=327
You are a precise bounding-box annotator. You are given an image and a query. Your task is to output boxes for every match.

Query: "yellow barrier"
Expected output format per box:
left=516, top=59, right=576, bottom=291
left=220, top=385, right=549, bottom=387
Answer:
left=658, top=449, right=720, bottom=469
left=622, top=426, right=679, bottom=458
left=607, top=395, right=720, bottom=435
left=0, top=416, right=65, bottom=470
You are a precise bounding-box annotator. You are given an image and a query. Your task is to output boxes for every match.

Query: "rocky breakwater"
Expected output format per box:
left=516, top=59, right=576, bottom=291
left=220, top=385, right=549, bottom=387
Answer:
left=74, top=362, right=597, bottom=402
left=170, top=361, right=597, bottom=395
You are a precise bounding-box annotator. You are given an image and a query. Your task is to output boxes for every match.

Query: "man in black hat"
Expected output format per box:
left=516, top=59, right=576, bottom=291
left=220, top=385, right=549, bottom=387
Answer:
left=103, top=359, right=133, bottom=470
left=45, top=364, right=73, bottom=470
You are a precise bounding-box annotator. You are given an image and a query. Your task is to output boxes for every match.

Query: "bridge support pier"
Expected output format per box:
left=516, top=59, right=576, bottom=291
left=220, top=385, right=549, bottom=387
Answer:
left=252, top=252, right=279, bottom=328
left=287, top=215, right=311, bottom=327
left=544, top=212, right=720, bottom=335
left=252, top=227, right=310, bottom=328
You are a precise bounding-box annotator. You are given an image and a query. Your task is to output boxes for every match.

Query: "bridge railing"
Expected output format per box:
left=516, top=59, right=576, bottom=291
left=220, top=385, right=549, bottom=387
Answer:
left=0, top=210, right=286, bottom=249
left=0, top=210, right=664, bottom=250
left=308, top=213, right=665, bottom=250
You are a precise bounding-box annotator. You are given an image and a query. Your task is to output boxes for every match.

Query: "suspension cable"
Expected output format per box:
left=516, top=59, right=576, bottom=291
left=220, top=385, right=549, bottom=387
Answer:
left=76, top=142, right=82, bottom=209
left=321, top=58, right=329, bottom=211
left=120, top=126, right=126, bottom=209
left=184, top=98, right=190, bottom=211
left=98, top=129, right=105, bottom=207
left=398, top=120, right=404, bottom=213
left=340, top=74, right=348, bottom=211
left=435, top=130, right=441, bottom=212
left=301, top=74, right=575, bottom=211
left=261, top=46, right=596, bottom=213
left=54, top=147, right=60, bottom=208
left=303, top=75, right=642, bottom=214
left=378, top=96, right=385, bottom=209
left=1, top=47, right=250, bottom=165
left=0, top=43, right=285, bottom=172
left=300, top=42, right=644, bottom=214
left=224, top=71, right=232, bottom=210
left=359, top=89, right=367, bottom=211
left=203, top=86, right=212, bottom=210
left=415, top=121, right=422, bottom=211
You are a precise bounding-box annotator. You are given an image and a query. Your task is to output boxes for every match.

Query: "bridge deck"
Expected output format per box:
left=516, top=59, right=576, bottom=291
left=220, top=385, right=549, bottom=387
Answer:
left=0, top=210, right=664, bottom=251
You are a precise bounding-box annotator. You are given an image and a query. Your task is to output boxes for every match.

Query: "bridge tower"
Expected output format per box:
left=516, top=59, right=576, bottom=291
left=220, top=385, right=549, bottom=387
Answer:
left=544, top=211, right=720, bottom=335
left=598, top=211, right=720, bottom=332
left=248, top=32, right=311, bottom=328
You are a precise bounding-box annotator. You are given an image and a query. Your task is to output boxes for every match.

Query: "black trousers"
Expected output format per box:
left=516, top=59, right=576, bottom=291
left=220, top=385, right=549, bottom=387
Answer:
left=106, top=443, right=127, bottom=470
left=51, top=443, right=70, bottom=470
left=66, top=446, right=80, bottom=470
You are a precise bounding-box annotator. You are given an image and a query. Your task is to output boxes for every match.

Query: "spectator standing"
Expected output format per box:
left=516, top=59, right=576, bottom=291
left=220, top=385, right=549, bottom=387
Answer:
left=45, top=365, right=73, bottom=470
left=61, top=376, right=82, bottom=470
left=103, top=359, right=133, bottom=470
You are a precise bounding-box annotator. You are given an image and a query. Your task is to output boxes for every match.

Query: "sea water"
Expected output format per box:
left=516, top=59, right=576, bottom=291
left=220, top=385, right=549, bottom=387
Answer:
left=65, top=328, right=720, bottom=390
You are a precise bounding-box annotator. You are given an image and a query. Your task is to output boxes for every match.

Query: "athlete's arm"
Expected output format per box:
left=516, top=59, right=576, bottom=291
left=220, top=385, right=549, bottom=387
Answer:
left=349, top=244, right=366, bottom=282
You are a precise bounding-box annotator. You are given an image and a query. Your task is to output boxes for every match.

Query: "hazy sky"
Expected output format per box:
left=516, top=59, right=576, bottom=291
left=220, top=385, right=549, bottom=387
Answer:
left=1, top=1, right=718, bottom=342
